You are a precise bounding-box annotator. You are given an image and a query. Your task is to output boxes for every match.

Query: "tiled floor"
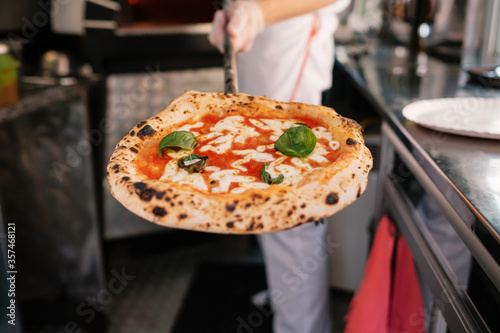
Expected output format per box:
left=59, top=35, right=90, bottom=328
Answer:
left=103, top=231, right=353, bottom=333
left=105, top=231, right=255, bottom=333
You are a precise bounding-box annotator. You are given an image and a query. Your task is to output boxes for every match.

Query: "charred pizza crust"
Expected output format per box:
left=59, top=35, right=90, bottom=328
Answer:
left=107, top=90, right=373, bottom=234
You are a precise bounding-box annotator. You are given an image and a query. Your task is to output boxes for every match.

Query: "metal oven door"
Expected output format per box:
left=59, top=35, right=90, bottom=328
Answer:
left=51, top=0, right=216, bottom=35
left=50, top=0, right=220, bottom=73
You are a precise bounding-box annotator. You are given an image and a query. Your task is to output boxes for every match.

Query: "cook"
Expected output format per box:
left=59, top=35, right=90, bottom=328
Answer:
left=209, top=0, right=351, bottom=332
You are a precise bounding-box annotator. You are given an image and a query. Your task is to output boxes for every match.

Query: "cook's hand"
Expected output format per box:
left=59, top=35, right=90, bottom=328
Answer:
left=208, top=1, right=265, bottom=54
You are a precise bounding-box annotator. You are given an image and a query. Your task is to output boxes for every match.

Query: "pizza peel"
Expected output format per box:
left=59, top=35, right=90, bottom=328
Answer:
left=223, top=0, right=238, bottom=94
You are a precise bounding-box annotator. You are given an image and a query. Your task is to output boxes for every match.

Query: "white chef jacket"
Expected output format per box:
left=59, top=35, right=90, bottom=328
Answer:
left=239, top=0, right=350, bottom=104
left=237, top=1, right=350, bottom=333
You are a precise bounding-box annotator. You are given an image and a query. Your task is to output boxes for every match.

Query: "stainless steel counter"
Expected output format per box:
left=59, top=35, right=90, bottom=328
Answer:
left=335, top=42, right=500, bottom=332
left=337, top=42, right=500, bottom=248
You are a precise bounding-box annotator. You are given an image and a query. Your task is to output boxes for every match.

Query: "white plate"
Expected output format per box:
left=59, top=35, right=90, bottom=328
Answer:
left=402, top=98, right=500, bottom=140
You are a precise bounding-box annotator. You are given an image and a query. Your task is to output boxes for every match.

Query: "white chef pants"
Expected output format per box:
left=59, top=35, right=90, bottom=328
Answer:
left=238, top=2, right=350, bottom=332
left=258, top=223, right=332, bottom=333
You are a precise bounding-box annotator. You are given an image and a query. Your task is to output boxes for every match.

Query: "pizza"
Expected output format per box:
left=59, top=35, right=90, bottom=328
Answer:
left=107, top=90, right=372, bottom=234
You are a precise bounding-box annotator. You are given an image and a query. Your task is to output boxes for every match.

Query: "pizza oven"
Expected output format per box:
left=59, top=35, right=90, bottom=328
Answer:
left=51, top=0, right=222, bottom=73
left=52, top=0, right=217, bottom=35
left=101, top=68, right=224, bottom=239
left=115, top=0, right=216, bottom=33
left=47, top=0, right=227, bottom=238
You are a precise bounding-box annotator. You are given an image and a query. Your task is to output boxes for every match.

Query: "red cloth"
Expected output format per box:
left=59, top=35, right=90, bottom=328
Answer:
left=344, top=216, right=425, bottom=333
left=389, top=233, right=426, bottom=332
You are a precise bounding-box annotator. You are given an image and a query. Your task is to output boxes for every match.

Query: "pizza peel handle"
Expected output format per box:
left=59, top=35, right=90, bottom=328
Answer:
left=223, top=0, right=238, bottom=94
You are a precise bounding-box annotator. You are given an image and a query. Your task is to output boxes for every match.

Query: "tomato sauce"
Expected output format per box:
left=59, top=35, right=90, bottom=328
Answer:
left=133, top=114, right=341, bottom=182
left=134, top=142, right=169, bottom=179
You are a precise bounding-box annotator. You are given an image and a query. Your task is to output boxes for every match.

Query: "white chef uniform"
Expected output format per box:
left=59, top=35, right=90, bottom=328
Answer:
left=237, top=1, right=350, bottom=332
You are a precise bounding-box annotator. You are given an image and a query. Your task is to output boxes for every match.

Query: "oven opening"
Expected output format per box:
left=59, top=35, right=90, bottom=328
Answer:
left=115, top=0, right=217, bottom=35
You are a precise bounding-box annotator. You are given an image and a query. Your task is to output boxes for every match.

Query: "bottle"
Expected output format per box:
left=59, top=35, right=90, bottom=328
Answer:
left=462, top=0, right=500, bottom=69
left=0, top=42, right=20, bottom=108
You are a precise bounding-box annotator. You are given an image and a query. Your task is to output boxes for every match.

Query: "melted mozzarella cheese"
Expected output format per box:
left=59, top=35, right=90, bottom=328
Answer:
left=209, top=169, right=239, bottom=180
left=176, top=122, right=205, bottom=136
left=204, top=166, right=220, bottom=172
left=329, top=141, right=340, bottom=150
left=240, top=182, right=270, bottom=190
left=275, top=164, right=302, bottom=186
left=312, top=126, right=332, bottom=141
left=289, top=158, right=314, bottom=172
left=266, top=157, right=287, bottom=178
left=178, top=173, right=208, bottom=191
left=211, top=116, right=245, bottom=132
left=231, top=150, right=275, bottom=172
left=232, top=150, right=275, bottom=160
left=256, top=145, right=267, bottom=152
left=177, top=121, right=204, bottom=131
left=234, top=126, right=259, bottom=143
left=160, top=116, right=334, bottom=193
left=260, top=119, right=296, bottom=137
left=313, top=126, right=340, bottom=151
left=160, top=159, right=185, bottom=181
left=270, top=135, right=280, bottom=141
left=199, top=132, right=222, bottom=141
left=264, top=157, right=307, bottom=187
left=308, top=146, right=330, bottom=163
left=248, top=119, right=265, bottom=128
left=200, top=116, right=260, bottom=153
left=209, top=170, right=239, bottom=193
left=164, top=148, right=191, bottom=159
left=199, top=133, right=235, bottom=154
left=217, top=174, right=232, bottom=193
left=209, top=170, right=256, bottom=193
left=230, top=187, right=248, bottom=194
left=161, top=159, right=207, bottom=191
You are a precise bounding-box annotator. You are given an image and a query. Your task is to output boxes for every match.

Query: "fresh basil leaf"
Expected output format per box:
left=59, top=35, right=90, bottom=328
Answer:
left=271, top=174, right=285, bottom=185
left=178, top=154, right=208, bottom=173
left=274, top=125, right=317, bottom=161
left=158, top=131, right=197, bottom=158
left=261, top=163, right=270, bottom=183
left=295, top=122, right=308, bottom=127
left=260, top=162, right=284, bottom=185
